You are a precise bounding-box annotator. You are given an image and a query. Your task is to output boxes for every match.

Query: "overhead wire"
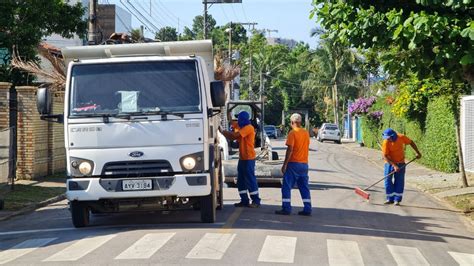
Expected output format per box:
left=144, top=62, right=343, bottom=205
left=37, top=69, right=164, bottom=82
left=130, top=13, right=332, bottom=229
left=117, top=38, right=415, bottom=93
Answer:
left=135, top=0, right=164, bottom=28
left=230, top=4, right=240, bottom=23
left=105, top=0, right=132, bottom=32
left=123, top=0, right=159, bottom=33
left=140, top=0, right=176, bottom=28
left=157, top=0, right=191, bottom=26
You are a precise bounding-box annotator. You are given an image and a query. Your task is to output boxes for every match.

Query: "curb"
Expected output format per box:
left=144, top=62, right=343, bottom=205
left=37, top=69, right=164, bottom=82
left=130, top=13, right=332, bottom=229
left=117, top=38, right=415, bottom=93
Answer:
left=0, top=194, right=66, bottom=222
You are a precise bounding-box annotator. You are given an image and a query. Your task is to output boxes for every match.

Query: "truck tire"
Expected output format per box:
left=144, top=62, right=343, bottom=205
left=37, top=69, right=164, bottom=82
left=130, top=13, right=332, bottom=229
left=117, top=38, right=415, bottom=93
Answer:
left=71, top=201, right=90, bottom=228
left=200, top=187, right=216, bottom=223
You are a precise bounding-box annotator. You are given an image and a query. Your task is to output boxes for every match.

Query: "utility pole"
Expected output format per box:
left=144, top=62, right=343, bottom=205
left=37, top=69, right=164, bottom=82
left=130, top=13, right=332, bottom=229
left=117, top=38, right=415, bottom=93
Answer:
left=203, top=0, right=243, bottom=39
left=239, top=22, right=257, bottom=99
left=266, top=29, right=278, bottom=37
left=203, top=2, right=208, bottom=39
left=88, top=0, right=98, bottom=45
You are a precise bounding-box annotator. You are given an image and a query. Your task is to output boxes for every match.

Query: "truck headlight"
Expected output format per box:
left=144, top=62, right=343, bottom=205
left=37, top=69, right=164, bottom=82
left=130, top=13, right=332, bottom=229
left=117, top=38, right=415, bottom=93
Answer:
left=79, top=161, right=93, bottom=175
left=182, top=157, right=196, bottom=170
left=179, top=152, right=204, bottom=172
left=70, top=157, right=94, bottom=177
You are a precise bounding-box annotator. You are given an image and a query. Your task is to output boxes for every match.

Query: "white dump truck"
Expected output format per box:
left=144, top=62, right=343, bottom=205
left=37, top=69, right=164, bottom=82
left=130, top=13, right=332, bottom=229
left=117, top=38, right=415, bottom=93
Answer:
left=36, top=40, right=226, bottom=227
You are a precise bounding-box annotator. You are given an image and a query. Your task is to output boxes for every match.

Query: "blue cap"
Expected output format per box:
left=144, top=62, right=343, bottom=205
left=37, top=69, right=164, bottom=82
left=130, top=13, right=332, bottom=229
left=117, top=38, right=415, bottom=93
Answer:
left=382, top=128, right=397, bottom=140
left=237, top=111, right=251, bottom=128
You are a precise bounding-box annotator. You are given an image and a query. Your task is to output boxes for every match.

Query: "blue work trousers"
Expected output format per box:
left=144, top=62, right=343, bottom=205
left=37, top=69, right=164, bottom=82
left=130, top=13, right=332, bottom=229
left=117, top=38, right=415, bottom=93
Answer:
left=281, top=162, right=312, bottom=213
left=237, top=160, right=261, bottom=205
left=384, top=163, right=406, bottom=202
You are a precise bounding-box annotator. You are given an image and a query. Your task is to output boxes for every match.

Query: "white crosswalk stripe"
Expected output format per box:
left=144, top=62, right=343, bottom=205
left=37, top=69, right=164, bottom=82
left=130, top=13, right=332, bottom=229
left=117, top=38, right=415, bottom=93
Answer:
left=448, top=251, right=474, bottom=266
left=327, top=239, right=364, bottom=266
left=43, top=234, right=116, bottom=261
left=257, top=235, right=297, bottom=264
left=0, top=238, right=56, bottom=265
left=186, top=233, right=236, bottom=260
left=0, top=232, right=472, bottom=264
left=387, top=245, right=429, bottom=266
left=115, top=232, right=175, bottom=260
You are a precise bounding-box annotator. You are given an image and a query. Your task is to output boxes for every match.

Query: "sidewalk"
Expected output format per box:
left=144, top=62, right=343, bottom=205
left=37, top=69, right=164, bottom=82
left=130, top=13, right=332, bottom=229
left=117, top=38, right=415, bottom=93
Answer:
left=0, top=178, right=66, bottom=221
left=342, top=142, right=474, bottom=219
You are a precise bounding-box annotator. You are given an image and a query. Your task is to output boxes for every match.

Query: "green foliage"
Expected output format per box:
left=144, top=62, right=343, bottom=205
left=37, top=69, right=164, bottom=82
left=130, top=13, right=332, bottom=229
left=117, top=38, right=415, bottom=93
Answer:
left=311, top=0, right=474, bottom=84
left=362, top=94, right=459, bottom=173
left=155, top=26, right=178, bottom=42
left=422, top=96, right=458, bottom=172
left=0, top=0, right=87, bottom=85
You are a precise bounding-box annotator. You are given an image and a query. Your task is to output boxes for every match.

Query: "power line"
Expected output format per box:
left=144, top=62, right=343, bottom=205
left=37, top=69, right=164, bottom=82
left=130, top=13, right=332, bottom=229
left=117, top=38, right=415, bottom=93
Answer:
left=158, top=0, right=191, bottom=25
left=143, top=0, right=176, bottom=28
left=240, top=3, right=249, bottom=23
left=230, top=4, right=240, bottom=23
left=123, top=0, right=159, bottom=33
left=119, top=0, right=155, bottom=33
left=105, top=0, right=132, bottom=32
left=135, top=0, right=164, bottom=28
left=220, top=5, right=230, bottom=23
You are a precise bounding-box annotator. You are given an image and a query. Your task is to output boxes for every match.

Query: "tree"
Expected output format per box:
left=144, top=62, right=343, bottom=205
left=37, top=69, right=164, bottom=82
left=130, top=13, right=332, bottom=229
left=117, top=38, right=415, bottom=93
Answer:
left=130, top=28, right=142, bottom=42
left=311, top=0, right=473, bottom=85
left=0, top=0, right=87, bottom=85
left=155, top=26, right=178, bottom=42
left=311, top=0, right=473, bottom=186
left=192, top=14, right=217, bottom=40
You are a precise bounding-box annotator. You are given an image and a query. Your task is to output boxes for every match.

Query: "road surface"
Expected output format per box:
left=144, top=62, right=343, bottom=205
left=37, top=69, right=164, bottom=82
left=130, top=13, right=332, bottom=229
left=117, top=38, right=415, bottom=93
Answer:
left=0, top=140, right=472, bottom=265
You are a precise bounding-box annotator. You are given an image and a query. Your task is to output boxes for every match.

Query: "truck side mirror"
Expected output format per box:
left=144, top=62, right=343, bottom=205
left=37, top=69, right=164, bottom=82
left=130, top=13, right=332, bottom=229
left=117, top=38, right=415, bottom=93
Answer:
left=37, top=88, right=52, bottom=115
left=210, top=81, right=225, bottom=107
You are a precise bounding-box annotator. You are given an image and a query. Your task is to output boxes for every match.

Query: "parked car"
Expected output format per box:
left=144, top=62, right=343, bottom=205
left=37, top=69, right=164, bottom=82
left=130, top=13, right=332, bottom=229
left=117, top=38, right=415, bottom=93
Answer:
left=317, top=123, right=342, bottom=144
left=264, top=125, right=279, bottom=139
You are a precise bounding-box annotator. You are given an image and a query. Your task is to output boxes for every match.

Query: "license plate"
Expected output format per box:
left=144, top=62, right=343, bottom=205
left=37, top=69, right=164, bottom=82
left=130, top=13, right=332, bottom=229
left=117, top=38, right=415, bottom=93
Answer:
left=122, top=180, right=152, bottom=191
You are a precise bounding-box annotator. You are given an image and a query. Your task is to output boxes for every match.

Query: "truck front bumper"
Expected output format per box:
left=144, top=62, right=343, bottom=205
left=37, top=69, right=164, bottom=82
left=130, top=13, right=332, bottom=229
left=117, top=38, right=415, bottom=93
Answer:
left=66, top=174, right=211, bottom=201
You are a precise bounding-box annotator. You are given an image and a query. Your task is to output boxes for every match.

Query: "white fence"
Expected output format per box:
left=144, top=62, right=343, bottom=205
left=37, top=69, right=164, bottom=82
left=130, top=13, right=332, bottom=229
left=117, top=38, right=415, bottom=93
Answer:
left=461, top=96, right=474, bottom=173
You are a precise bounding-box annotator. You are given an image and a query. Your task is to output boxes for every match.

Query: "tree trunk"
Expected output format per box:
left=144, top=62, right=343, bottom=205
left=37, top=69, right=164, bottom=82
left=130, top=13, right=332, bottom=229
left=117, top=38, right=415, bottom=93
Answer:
left=332, top=83, right=339, bottom=126
left=455, top=119, right=469, bottom=188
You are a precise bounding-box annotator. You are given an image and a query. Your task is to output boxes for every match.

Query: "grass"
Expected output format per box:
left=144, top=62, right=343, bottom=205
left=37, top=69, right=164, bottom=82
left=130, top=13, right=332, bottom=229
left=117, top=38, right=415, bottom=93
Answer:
left=0, top=184, right=65, bottom=211
left=445, top=194, right=474, bottom=220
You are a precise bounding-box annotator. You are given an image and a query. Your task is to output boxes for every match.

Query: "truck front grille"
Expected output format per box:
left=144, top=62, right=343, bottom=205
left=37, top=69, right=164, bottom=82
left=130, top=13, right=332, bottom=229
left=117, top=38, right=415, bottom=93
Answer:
left=101, top=160, right=173, bottom=178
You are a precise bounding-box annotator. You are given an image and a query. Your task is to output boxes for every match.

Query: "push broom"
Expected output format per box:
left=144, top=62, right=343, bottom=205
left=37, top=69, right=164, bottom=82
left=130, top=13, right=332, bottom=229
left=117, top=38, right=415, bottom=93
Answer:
left=355, top=158, right=416, bottom=200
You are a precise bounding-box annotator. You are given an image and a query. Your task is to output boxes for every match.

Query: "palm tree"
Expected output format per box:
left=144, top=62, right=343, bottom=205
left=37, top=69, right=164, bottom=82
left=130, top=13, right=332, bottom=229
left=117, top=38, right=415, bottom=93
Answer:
left=303, top=39, right=357, bottom=126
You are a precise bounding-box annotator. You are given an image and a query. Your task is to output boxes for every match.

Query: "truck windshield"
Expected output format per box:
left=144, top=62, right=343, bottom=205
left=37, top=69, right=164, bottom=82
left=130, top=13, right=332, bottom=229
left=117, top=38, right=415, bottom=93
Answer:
left=70, top=60, right=201, bottom=116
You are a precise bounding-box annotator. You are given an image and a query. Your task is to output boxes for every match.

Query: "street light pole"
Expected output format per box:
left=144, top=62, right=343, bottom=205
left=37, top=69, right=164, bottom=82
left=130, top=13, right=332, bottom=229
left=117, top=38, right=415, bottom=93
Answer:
left=88, top=0, right=98, bottom=45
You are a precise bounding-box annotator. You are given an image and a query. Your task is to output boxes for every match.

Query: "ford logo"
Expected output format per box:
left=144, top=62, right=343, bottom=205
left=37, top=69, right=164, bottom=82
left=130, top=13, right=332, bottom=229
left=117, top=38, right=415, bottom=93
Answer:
left=129, top=151, right=144, bottom=158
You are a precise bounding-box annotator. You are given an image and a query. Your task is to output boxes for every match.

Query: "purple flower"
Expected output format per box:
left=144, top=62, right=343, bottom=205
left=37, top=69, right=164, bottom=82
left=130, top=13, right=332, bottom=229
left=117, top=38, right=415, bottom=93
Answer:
left=368, top=111, right=383, bottom=121
left=349, top=97, right=376, bottom=115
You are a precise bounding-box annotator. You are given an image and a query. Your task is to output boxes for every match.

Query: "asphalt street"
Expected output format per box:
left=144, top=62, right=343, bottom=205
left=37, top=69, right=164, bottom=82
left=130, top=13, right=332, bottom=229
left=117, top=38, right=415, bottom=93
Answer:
left=0, top=140, right=473, bottom=265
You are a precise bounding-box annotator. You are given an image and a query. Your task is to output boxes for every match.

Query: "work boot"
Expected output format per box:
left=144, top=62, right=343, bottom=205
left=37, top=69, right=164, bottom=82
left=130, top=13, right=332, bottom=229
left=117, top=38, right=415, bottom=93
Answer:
left=297, top=211, right=312, bottom=216
left=394, top=201, right=401, bottom=206
left=275, top=210, right=291, bottom=215
left=234, top=202, right=249, bottom=207
left=384, top=200, right=394, bottom=205
left=248, top=202, right=260, bottom=208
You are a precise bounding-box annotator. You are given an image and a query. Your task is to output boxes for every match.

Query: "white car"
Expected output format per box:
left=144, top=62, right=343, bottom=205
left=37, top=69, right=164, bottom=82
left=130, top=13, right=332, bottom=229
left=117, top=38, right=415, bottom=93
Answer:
left=317, top=123, right=342, bottom=144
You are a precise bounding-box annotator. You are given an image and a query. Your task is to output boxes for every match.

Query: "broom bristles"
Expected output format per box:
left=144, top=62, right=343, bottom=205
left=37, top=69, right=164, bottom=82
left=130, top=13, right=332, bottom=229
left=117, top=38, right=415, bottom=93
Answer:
left=355, top=187, right=370, bottom=200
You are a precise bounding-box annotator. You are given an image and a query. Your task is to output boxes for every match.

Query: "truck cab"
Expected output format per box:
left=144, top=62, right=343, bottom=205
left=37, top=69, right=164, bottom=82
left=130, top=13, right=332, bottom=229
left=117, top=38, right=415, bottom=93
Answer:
left=36, top=41, right=226, bottom=227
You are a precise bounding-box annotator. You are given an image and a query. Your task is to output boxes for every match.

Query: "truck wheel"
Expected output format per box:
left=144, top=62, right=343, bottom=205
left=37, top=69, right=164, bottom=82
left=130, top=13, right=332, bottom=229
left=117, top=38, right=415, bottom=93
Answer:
left=200, top=187, right=216, bottom=223
left=71, top=201, right=90, bottom=228
left=216, top=156, right=224, bottom=210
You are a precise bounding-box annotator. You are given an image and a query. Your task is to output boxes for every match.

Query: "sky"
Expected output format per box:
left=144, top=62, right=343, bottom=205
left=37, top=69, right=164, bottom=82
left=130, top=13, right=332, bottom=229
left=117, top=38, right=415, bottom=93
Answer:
left=103, top=0, right=318, bottom=47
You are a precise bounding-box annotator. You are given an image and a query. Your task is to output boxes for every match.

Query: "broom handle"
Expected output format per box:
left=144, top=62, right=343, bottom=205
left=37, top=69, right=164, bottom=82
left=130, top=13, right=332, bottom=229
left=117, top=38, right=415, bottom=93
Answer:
left=363, top=158, right=416, bottom=191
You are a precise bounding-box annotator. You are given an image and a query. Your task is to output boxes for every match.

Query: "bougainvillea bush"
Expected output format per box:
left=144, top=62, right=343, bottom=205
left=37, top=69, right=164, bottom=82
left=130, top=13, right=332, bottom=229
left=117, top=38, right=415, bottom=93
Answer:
left=349, top=97, right=376, bottom=115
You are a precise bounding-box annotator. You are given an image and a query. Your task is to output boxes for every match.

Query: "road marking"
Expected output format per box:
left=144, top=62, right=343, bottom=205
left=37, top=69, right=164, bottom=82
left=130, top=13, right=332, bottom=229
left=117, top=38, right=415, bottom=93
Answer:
left=186, top=233, right=236, bottom=260
left=327, top=239, right=364, bottom=266
left=219, top=207, right=243, bottom=233
left=43, top=234, right=116, bottom=261
left=0, top=238, right=56, bottom=265
left=257, top=235, right=297, bottom=264
left=115, top=232, right=175, bottom=260
left=448, top=251, right=474, bottom=266
left=0, top=227, right=74, bottom=236
left=387, top=245, right=429, bottom=266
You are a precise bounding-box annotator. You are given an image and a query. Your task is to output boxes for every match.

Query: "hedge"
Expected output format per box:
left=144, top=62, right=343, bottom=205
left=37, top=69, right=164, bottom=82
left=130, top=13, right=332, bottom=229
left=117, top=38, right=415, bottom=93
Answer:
left=361, top=95, right=458, bottom=173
